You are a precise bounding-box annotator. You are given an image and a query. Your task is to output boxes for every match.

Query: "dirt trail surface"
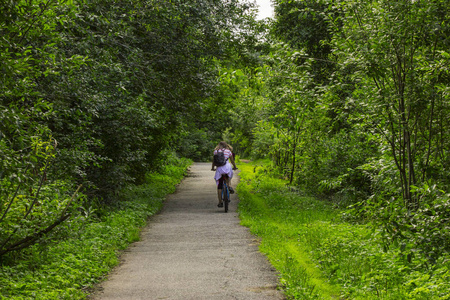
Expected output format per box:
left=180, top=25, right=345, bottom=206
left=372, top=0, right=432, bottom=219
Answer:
left=91, top=162, right=285, bottom=300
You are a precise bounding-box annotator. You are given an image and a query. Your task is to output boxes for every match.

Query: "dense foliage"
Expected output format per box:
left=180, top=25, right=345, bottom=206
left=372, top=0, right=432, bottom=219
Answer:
left=238, top=160, right=450, bottom=299
left=0, top=156, right=191, bottom=299
left=2, top=0, right=450, bottom=298
left=1, top=0, right=257, bottom=258
left=225, top=0, right=450, bottom=268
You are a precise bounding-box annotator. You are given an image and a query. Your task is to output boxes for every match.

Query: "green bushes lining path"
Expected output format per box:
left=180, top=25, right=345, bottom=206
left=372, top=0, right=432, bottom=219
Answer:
left=0, top=158, right=192, bottom=300
left=237, top=160, right=450, bottom=300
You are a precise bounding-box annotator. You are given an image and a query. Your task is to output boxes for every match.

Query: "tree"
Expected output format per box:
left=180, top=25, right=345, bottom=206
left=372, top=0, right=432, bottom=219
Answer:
left=272, top=0, right=339, bottom=84
left=0, top=0, right=84, bottom=258
left=332, top=0, right=450, bottom=207
left=1, top=0, right=258, bottom=257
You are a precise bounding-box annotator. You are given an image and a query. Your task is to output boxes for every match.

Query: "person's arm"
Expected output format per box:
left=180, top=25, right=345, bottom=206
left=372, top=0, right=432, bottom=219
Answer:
left=211, top=156, right=215, bottom=171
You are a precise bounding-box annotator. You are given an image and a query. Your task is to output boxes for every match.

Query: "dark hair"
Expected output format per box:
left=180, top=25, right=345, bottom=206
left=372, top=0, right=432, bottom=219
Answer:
left=215, top=141, right=230, bottom=150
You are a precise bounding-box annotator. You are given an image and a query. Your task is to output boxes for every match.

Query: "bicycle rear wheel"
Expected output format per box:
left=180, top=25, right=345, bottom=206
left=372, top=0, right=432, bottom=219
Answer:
left=224, top=191, right=229, bottom=213
left=222, top=184, right=229, bottom=213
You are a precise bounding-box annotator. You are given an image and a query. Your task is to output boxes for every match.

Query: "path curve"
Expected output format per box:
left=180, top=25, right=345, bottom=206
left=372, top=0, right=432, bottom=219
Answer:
left=90, top=162, right=285, bottom=300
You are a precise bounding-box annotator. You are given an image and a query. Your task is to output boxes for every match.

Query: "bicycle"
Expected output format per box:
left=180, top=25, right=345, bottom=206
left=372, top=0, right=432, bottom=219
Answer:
left=221, top=175, right=230, bottom=213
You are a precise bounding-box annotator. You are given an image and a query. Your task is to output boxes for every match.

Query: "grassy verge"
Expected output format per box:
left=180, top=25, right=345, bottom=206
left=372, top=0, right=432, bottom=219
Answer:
left=237, top=160, right=450, bottom=300
left=0, top=157, right=192, bottom=300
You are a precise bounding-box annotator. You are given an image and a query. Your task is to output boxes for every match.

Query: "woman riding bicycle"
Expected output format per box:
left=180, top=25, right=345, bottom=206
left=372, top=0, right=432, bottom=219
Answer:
left=211, top=141, right=238, bottom=207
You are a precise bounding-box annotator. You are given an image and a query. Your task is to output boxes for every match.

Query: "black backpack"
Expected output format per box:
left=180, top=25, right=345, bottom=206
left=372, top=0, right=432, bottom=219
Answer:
left=213, top=150, right=227, bottom=167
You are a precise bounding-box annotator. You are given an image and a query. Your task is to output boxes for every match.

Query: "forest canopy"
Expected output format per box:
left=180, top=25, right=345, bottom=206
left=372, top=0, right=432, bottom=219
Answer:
left=0, top=0, right=258, bottom=257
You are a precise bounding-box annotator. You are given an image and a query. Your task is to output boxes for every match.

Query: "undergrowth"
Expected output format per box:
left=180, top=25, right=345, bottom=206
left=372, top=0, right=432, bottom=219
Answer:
left=237, top=160, right=450, bottom=300
left=0, top=157, right=192, bottom=300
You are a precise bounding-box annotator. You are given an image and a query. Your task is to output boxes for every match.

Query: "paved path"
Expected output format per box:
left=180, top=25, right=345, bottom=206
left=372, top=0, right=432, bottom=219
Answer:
left=90, top=162, right=285, bottom=300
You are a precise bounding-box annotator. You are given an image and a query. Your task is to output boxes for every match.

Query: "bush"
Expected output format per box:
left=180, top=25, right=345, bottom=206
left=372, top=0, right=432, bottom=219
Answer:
left=176, top=128, right=216, bottom=162
left=239, top=160, right=450, bottom=299
left=0, top=156, right=192, bottom=299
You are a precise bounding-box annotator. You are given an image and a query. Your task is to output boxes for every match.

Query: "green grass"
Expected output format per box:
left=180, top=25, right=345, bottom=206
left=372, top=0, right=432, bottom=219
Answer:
left=237, top=161, right=342, bottom=299
left=237, top=160, right=450, bottom=300
left=0, top=157, right=192, bottom=300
